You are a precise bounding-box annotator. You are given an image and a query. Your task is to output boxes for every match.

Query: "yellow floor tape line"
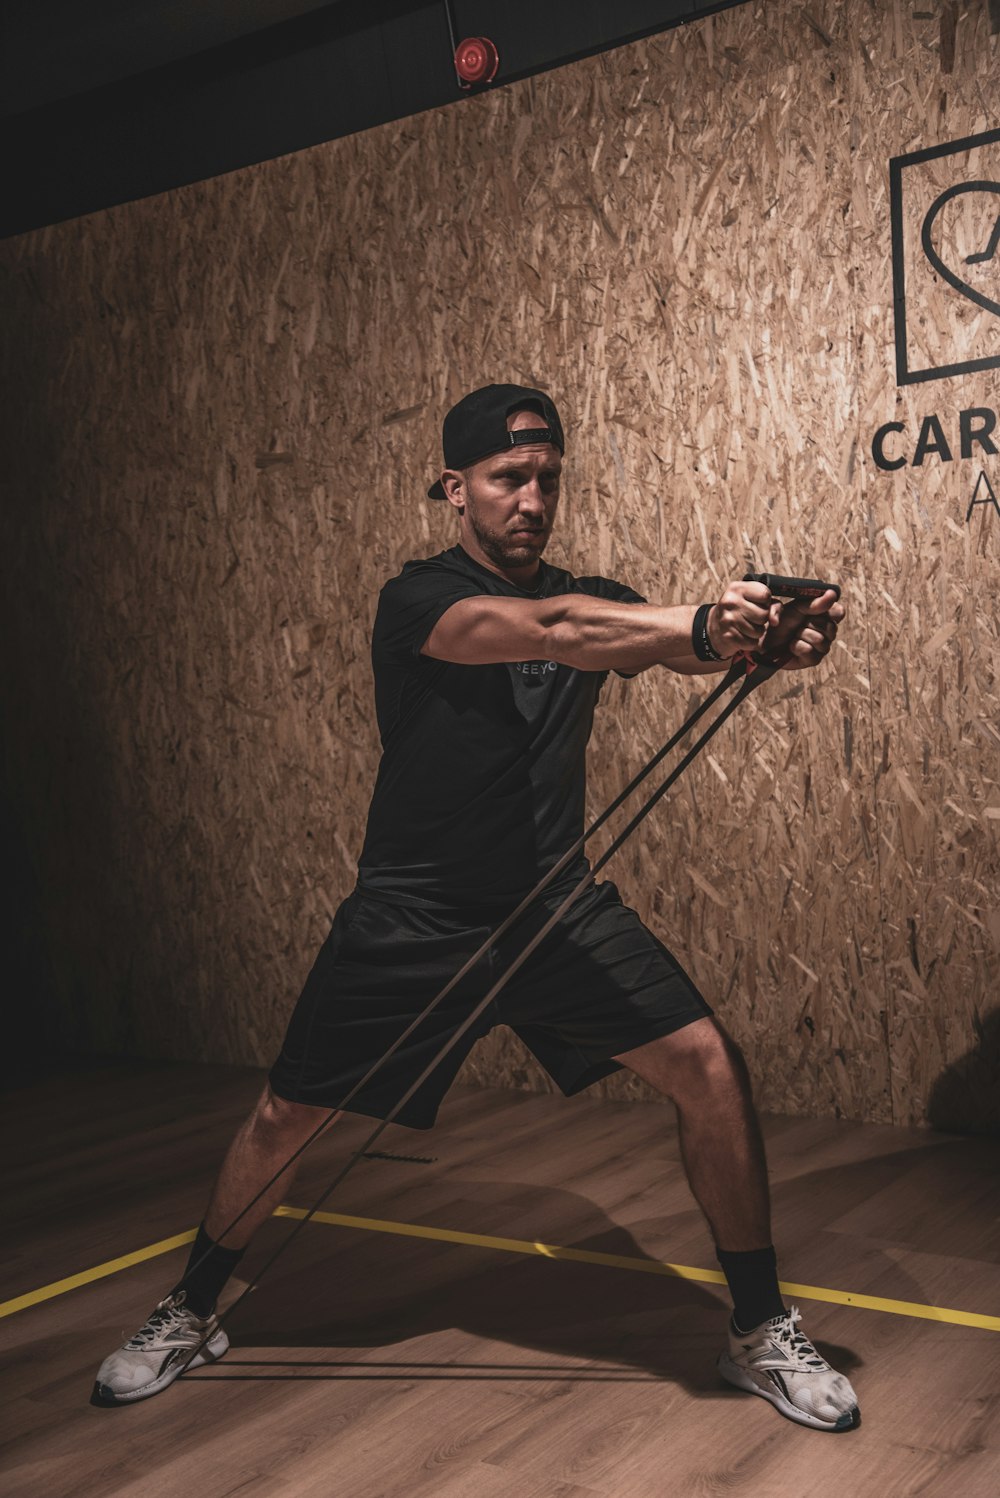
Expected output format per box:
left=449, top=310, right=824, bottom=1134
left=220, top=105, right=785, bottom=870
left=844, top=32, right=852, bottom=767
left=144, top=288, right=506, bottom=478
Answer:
left=3, top=1208, right=998, bottom=1334
left=274, top=1207, right=1000, bottom=1333
left=0, top=1229, right=197, bottom=1319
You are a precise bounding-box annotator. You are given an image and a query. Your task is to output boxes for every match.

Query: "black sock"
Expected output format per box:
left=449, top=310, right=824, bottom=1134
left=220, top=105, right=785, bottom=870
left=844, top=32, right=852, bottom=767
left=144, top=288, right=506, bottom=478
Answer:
left=716, top=1245, right=786, bottom=1333
left=172, top=1222, right=245, bottom=1318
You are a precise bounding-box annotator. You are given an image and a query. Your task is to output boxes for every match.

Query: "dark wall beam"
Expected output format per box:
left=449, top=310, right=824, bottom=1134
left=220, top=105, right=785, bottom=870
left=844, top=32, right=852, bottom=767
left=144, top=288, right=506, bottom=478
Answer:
left=2, top=0, right=748, bottom=239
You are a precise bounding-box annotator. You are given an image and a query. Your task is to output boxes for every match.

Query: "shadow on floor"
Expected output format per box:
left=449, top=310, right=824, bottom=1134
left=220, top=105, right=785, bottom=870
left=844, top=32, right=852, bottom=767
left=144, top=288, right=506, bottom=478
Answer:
left=182, top=1136, right=987, bottom=1399
left=204, top=1210, right=739, bottom=1396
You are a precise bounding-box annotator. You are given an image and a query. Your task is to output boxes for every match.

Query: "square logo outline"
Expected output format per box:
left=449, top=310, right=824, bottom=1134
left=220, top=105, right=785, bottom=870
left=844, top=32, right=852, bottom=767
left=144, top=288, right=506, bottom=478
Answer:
left=891, top=125, right=1000, bottom=386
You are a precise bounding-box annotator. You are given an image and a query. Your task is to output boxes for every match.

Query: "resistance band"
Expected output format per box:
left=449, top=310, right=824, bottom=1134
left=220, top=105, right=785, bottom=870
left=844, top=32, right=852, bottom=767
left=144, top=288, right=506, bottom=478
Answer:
left=180, top=573, right=838, bottom=1370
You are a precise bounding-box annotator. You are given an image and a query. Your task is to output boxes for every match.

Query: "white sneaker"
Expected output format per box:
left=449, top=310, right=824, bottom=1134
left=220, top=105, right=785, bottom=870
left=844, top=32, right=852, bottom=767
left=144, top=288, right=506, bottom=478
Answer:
left=91, top=1291, right=229, bottom=1406
left=718, top=1305, right=860, bottom=1431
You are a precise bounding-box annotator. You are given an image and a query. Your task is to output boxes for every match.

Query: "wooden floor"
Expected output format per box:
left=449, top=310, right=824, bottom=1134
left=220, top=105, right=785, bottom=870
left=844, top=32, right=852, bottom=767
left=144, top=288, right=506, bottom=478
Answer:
left=2, top=1060, right=999, bottom=1498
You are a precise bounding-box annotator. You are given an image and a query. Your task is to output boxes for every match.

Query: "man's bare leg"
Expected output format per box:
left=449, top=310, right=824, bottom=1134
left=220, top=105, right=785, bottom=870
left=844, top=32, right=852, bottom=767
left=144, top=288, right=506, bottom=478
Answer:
left=171, top=1084, right=341, bottom=1315
left=613, top=1015, right=771, bottom=1251
left=92, top=1084, right=340, bottom=1406
left=203, top=1084, right=341, bottom=1249
left=614, top=1015, right=861, bottom=1430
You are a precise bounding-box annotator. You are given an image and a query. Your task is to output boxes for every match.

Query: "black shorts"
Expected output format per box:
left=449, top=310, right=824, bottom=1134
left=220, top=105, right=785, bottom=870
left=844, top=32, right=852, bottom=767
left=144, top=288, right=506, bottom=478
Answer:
left=268, top=879, right=713, bottom=1130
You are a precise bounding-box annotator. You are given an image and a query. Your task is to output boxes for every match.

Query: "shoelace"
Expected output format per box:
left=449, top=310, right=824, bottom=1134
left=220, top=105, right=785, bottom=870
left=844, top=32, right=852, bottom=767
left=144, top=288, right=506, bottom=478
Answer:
left=125, top=1295, right=197, bottom=1349
left=773, top=1307, right=828, bottom=1370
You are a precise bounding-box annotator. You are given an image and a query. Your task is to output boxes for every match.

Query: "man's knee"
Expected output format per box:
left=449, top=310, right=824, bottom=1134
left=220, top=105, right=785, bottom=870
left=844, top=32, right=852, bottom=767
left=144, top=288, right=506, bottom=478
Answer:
left=668, top=1018, right=746, bottom=1090
left=252, top=1084, right=338, bottom=1144
left=616, top=1017, right=748, bottom=1100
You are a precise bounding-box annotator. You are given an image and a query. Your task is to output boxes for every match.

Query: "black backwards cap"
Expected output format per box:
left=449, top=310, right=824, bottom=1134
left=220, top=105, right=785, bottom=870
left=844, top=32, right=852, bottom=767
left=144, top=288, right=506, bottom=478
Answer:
left=427, top=383, right=565, bottom=500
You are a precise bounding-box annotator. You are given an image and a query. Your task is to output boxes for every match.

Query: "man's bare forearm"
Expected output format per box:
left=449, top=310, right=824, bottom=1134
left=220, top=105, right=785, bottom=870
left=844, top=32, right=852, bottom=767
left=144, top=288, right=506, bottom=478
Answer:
left=543, top=596, right=726, bottom=673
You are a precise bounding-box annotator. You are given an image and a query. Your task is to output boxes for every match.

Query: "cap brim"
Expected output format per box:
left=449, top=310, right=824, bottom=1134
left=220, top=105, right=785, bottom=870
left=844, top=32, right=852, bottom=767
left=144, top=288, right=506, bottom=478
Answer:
left=427, top=478, right=446, bottom=500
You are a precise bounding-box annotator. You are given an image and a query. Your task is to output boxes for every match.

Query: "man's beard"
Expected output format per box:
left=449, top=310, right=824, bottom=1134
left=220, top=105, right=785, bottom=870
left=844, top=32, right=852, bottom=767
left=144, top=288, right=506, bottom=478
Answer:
left=467, top=502, right=547, bottom=568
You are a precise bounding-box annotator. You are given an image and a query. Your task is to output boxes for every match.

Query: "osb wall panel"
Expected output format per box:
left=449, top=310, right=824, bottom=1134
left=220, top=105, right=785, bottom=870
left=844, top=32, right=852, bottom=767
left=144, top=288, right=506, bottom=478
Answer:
left=850, top=3, right=999, bottom=1132
left=1, top=0, right=997, bottom=1128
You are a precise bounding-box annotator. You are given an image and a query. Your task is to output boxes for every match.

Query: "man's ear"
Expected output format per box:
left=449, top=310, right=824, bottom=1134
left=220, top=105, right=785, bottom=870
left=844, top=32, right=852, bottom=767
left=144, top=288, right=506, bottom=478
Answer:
left=441, top=469, right=466, bottom=512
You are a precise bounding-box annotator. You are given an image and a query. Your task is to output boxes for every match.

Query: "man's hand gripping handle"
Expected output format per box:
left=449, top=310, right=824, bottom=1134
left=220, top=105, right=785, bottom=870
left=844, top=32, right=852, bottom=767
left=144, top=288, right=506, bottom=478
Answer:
left=740, top=572, right=843, bottom=672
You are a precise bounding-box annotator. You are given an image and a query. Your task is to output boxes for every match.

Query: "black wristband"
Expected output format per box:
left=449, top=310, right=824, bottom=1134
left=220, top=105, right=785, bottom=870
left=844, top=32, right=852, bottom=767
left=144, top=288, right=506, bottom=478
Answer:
left=692, top=603, right=725, bottom=662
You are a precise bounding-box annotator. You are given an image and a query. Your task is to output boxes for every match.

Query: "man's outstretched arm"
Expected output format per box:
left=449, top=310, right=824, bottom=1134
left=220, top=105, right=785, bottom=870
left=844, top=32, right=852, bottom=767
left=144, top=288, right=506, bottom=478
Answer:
left=422, top=581, right=842, bottom=675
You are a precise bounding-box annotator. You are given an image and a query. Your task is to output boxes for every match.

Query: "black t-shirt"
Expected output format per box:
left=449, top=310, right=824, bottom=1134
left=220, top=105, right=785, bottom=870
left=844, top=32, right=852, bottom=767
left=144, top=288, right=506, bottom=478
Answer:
left=356, top=544, right=645, bottom=908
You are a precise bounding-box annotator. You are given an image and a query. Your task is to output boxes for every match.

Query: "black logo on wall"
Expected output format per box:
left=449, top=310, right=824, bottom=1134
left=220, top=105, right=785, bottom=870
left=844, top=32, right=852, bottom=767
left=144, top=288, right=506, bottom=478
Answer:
left=891, top=126, right=1000, bottom=384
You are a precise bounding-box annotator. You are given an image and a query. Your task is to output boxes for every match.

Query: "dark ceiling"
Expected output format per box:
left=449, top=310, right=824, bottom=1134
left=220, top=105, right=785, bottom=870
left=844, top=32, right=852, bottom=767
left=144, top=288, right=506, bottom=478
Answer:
left=2, top=2, right=344, bottom=115
left=2, top=1, right=746, bottom=238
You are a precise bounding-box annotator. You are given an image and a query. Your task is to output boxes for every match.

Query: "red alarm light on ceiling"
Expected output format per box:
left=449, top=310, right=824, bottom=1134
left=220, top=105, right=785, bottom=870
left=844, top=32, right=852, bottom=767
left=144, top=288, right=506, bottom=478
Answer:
left=454, top=36, right=499, bottom=87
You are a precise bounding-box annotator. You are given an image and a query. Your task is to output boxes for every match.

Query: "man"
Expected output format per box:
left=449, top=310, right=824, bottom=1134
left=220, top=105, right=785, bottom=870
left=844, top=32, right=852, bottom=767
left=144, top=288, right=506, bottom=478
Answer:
left=94, top=383, right=858, bottom=1432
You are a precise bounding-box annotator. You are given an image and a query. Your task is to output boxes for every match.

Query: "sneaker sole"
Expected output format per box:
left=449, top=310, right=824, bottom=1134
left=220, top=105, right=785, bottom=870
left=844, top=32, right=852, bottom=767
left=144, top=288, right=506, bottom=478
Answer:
left=718, top=1352, right=860, bottom=1432
left=91, top=1328, right=230, bottom=1407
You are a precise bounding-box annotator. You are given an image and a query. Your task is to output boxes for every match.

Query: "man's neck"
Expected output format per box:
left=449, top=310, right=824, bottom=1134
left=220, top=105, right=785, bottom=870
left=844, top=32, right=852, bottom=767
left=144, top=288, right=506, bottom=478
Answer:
left=457, top=540, right=542, bottom=591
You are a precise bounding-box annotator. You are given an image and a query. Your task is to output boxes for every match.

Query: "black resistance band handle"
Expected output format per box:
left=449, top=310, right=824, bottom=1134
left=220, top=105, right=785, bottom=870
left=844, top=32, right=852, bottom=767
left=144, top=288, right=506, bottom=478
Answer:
left=744, top=571, right=841, bottom=602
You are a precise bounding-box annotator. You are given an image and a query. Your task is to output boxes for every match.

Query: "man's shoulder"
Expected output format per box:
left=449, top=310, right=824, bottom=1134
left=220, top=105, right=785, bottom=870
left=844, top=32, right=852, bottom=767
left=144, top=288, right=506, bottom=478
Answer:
left=380, top=546, right=480, bottom=595
left=376, top=550, right=645, bottom=604
left=543, top=563, right=646, bottom=605
left=372, top=549, right=486, bottom=658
